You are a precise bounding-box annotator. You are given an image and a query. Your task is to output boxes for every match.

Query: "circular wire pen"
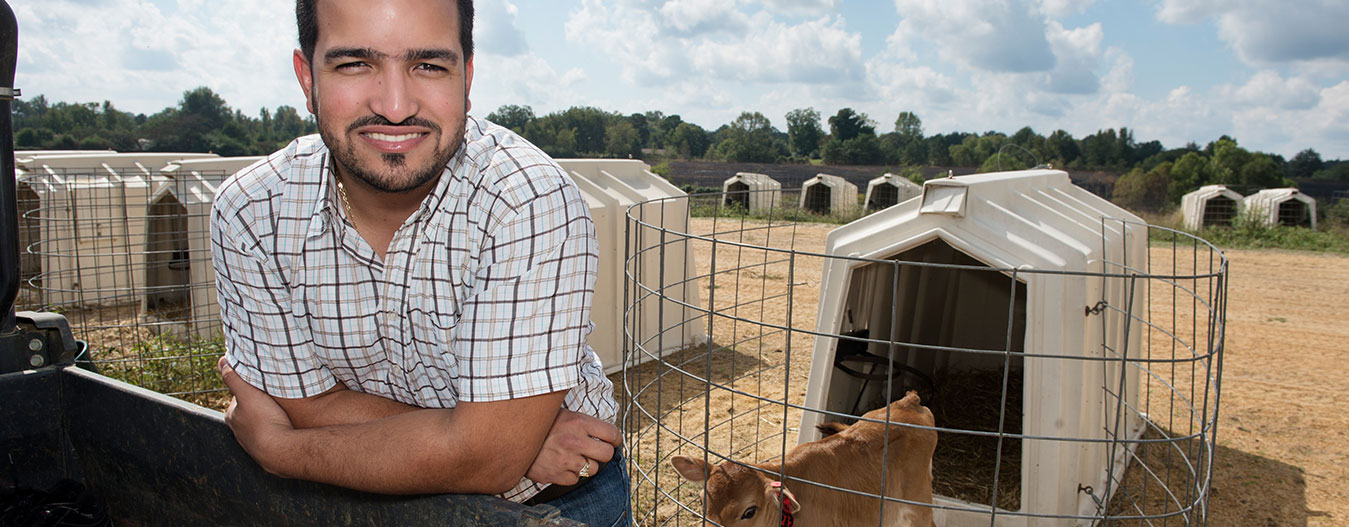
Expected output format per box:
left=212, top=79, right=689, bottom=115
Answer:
left=15, top=162, right=241, bottom=407
left=621, top=170, right=1226, bottom=527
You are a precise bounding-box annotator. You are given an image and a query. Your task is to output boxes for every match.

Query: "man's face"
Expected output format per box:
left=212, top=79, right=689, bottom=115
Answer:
left=294, top=0, right=473, bottom=193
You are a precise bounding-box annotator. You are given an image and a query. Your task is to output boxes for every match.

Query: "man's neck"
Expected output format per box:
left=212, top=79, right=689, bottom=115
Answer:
left=336, top=168, right=440, bottom=260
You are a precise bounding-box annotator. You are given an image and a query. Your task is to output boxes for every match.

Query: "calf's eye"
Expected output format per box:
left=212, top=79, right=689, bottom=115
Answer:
left=741, top=506, right=757, bottom=520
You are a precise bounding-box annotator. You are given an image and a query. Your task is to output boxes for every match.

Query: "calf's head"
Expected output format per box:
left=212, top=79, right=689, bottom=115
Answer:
left=670, top=456, right=799, bottom=527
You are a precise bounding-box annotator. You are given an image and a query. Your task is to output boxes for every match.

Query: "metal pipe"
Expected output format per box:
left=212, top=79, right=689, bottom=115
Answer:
left=1, top=0, right=18, bottom=333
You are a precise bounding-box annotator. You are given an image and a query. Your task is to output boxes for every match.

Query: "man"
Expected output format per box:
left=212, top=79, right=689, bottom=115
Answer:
left=210, top=0, right=628, bottom=525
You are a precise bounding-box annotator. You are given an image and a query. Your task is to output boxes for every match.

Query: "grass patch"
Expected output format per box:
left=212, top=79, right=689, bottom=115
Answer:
left=1131, top=209, right=1349, bottom=254
left=93, top=334, right=229, bottom=410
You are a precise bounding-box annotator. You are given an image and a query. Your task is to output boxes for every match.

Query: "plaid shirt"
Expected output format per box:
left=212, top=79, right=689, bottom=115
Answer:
left=211, top=117, right=616, bottom=502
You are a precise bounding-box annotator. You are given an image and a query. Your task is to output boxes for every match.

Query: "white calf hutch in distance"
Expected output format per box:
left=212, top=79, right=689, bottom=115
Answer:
left=1243, top=187, right=1317, bottom=230
left=1181, top=185, right=1243, bottom=230
left=865, top=172, right=923, bottom=212
left=799, top=173, right=858, bottom=215
left=721, top=171, right=781, bottom=212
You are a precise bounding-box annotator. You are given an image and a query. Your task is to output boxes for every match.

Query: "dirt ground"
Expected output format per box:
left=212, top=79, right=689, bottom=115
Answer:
left=620, top=217, right=1348, bottom=526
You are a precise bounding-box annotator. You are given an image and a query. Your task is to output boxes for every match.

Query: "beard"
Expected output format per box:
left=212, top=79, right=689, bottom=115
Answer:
left=318, top=113, right=465, bottom=193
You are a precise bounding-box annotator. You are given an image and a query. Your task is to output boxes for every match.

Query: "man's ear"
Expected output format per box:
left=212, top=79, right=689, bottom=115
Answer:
left=293, top=49, right=317, bottom=115
left=772, top=481, right=801, bottom=514
left=670, top=456, right=710, bottom=483
left=464, top=55, right=474, bottom=113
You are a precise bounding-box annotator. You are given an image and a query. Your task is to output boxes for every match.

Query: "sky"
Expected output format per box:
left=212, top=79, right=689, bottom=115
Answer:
left=12, top=0, right=1349, bottom=159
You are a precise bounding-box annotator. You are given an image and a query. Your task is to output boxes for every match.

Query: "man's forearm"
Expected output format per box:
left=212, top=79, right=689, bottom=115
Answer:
left=256, top=407, right=540, bottom=494
left=279, top=384, right=419, bottom=428
left=230, top=378, right=568, bottom=495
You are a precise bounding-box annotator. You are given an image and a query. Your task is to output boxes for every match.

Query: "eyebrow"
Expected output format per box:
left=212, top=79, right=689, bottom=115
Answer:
left=324, top=47, right=460, bottom=65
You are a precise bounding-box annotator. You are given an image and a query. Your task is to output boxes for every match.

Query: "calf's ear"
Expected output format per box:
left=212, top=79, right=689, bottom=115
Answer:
left=671, top=455, right=711, bottom=482
left=771, top=481, right=802, bottom=514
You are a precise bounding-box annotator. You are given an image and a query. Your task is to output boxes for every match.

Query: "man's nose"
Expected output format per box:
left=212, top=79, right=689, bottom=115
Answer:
left=369, top=69, right=419, bottom=124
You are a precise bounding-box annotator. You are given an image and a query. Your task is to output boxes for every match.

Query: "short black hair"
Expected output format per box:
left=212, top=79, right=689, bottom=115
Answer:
left=296, top=0, right=474, bottom=64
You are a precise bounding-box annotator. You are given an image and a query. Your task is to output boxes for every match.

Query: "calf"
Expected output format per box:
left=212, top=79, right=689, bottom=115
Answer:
left=671, top=391, right=937, bottom=527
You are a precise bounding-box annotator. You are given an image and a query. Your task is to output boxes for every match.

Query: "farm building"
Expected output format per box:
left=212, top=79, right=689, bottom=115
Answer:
left=557, top=159, right=704, bottom=373
left=140, top=171, right=230, bottom=337
left=864, top=172, right=923, bottom=212
left=1181, top=185, right=1244, bottom=230
left=721, top=171, right=781, bottom=212
left=160, top=156, right=265, bottom=179
left=17, top=153, right=214, bottom=309
left=1243, top=187, right=1317, bottom=230
left=800, top=169, right=1152, bottom=525
left=799, top=173, right=858, bottom=215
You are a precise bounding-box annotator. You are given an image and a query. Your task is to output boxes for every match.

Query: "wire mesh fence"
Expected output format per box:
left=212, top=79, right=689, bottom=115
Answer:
left=621, top=188, right=1227, bottom=526
left=17, top=168, right=229, bottom=408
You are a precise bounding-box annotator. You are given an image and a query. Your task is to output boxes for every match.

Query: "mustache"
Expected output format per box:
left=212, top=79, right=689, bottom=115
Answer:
left=345, top=115, right=441, bottom=134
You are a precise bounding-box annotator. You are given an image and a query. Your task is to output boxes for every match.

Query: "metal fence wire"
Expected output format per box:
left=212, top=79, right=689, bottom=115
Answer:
left=621, top=189, right=1226, bottom=527
left=17, top=169, right=229, bottom=408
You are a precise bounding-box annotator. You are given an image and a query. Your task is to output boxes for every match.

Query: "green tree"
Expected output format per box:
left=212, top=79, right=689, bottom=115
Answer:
left=1112, top=162, right=1171, bottom=211
left=666, top=122, right=711, bottom=159
left=1287, top=148, right=1323, bottom=179
left=604, top=120, right=641, bottom=158
left=785, top=107, right=823, bottom=158
left=1168, top=151, right=1213, bottom=204
left=486, top=104, right=535, bottom=131
left=711, top=112, right=780, bottom=162
left=827, top=108, right=874, bottom=141
left=821, top=108, right=881, bottom=165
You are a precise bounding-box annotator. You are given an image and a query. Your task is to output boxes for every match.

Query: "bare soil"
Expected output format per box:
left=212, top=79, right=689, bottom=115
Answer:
left=618, top=217, right=1349, bottom=526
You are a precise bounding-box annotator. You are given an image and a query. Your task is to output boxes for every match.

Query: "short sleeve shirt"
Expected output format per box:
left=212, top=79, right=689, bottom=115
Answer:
left=210, top=117, right=617, bottom=502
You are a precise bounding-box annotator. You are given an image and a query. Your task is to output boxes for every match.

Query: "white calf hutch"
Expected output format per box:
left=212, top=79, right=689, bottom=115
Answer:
left=1243, top=187, right=1317, bottom=230
left=799, top=173, right=858, bottom=215
left=18, top=153, right=218, bottom=309
left=140, top=172, right=227, bottom=337
left=622, top=169, right=1227, bottom=527
left=1181, top=185, right=1243, bottom=230
left=721, top=171, right=781, bottom=212
left=558, top=159, right=704, bottom=373
left=865, top=172, right=923, bottom=212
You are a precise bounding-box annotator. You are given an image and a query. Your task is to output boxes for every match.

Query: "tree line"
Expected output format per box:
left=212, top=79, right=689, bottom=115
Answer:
left=11, top=87, right=1346, bottom=208
left=12, top=87, right=316, bottom=156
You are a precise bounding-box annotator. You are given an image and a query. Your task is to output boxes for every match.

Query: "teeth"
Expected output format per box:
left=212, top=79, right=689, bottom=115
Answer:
left=366, top=132, right=422, bottom=142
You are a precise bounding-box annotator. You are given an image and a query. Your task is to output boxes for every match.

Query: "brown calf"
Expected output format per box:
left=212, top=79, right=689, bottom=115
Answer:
left=672, top=391, right=937, bottom=527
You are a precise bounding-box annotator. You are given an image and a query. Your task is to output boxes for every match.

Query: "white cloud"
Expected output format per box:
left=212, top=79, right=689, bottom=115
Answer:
left=1224, top=71, right=1321, bottom=110
left=892, top=0, right=1055, bottom=73
left=689, top=14, right=863, bottom=84
left=1157, top=0, right=1349, bottom=65
left=566, top=0, right=685, bottom=84
left=15, top=0, right=299, bottom=116
left=660, top=0, right=750, bottom=34
left=1040, top=0, right=1095, bottom=18
left=752, top=0, right=839, bottom=16
left=476, top=1, right=530, bottom=57
left=567, top=0, right=863, bottom=85
left=473, top=52, right=587, bottom=117
left=1043, top=21, right=1103, bottom=94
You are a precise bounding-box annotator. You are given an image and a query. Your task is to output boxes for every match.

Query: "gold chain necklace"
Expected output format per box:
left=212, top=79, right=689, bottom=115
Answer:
left=336, top=174, right=357, bottom=231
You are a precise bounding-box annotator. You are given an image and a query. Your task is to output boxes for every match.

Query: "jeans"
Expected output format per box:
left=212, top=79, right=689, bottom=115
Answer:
left=543, top=449, right=632, bottom=527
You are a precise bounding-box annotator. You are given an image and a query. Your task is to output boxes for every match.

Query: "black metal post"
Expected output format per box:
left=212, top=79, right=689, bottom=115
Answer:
left=0, top=0, right=17, bottom=334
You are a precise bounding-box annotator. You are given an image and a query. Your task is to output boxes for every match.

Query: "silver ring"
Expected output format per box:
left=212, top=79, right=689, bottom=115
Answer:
left=578, top=459, right=591, bottom=478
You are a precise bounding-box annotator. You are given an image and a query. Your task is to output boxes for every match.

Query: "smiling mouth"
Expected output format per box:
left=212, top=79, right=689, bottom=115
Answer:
left=364, top=132, right=426, bottom=142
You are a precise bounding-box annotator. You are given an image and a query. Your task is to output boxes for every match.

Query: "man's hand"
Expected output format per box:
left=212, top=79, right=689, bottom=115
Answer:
left=526, top=409, right=621, bottom=486
left=219, top=356, right=295, bottom=474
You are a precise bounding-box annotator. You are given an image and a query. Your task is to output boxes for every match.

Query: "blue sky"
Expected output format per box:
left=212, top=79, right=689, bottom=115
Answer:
left=13, top=0, right=1349, bottom=159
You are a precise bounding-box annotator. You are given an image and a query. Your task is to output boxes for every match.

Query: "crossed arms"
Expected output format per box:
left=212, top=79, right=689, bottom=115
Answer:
left=219, top=356, right=619, bottom=495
